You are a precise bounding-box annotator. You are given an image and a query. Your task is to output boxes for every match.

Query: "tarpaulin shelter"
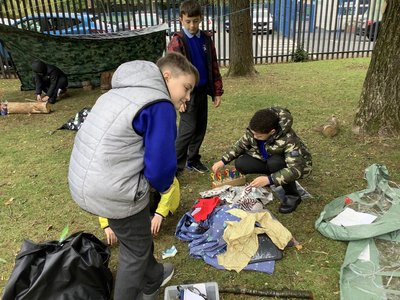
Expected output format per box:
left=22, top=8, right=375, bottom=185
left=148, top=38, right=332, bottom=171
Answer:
left=315, top=164, right=400, bottom=299
left=0, top=23, right=168, bottom=90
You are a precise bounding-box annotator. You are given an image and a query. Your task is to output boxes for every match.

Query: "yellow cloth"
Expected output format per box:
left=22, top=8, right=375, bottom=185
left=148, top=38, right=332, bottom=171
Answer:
left=99, top=216, right=109, bottom=229
left=156, top=177, right=180, bottom=217
left=217, top=209, right=292, bottom=272
left=98, top=177, right=180, bottom=228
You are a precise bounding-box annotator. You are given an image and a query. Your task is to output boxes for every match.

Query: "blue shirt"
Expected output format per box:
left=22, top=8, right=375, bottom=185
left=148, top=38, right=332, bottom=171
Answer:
left=133, top=101, right=177, bottom=192
left=257, top=140, right=269, bottom=160
left=183, top=27, right=208, bottom=87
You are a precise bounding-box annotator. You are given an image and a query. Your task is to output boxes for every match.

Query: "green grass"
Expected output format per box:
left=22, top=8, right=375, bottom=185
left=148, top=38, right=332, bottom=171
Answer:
left=1, top=58, right=399, bottom=299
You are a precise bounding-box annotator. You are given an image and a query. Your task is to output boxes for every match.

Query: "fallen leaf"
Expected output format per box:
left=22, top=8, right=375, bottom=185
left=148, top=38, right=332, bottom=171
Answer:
left=47, top=225, right=53, bottom=231
left=5, top=198, right=14, bottom=205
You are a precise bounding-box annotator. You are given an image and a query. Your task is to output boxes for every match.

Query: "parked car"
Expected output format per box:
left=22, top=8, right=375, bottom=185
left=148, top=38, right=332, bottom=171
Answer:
left=355, top=3, right=384, bottom=41
left=355, top=14, right=381, bottom=41
left=167, top=17, right=215, bottom=36
left=225, top=9, right=273, bottom=34
left=111, top=12, right=162, bottom=31
left=14, top=12, right=113, bottom=35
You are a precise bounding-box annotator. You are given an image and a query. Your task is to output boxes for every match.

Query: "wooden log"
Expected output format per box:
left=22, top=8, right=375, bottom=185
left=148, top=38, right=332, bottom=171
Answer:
left=212, top=176, right=246, bottom=189
left=82, top=80, right=93, bottom=91
left=313, top=116, right=340, bottom=137
left=7, top=102, right=52, bottom=114
left=100, top=70, right=115, bottom=92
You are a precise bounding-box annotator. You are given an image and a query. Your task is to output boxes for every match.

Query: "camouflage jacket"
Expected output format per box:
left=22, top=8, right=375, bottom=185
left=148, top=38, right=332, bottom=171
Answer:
left=221, top=107, right=312, bottom=186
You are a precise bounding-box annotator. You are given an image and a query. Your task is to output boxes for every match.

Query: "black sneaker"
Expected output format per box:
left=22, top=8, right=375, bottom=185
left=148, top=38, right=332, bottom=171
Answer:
left=139, top=263, right=174, bottom=300
left=161, top=263, right=174, bottom=287
left=186, top=161, right=209, bottom=173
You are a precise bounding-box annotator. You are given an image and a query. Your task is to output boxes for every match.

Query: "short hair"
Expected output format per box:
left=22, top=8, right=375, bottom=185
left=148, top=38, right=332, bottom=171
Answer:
left=180, top=0, right=202, bottom=18
left=249, top=108, right=279, bottom=133
left=157, top=52, right=199, bottom=85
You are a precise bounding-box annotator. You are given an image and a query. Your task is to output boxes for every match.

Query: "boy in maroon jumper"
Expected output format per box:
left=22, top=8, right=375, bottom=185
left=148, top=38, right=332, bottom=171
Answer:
left=168, top=0, right=224, bottom=174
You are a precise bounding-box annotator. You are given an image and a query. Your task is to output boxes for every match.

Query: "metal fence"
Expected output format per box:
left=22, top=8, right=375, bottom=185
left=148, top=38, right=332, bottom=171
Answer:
left=0, top=0, right=383, bottom=78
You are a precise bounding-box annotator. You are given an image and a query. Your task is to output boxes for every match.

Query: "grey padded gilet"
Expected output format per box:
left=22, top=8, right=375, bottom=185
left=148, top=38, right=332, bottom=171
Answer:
left=68, top=60, right=171, bottom=219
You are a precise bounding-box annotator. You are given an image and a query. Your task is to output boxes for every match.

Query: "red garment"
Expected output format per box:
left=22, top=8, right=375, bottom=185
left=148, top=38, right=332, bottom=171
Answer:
left=192, top=196, right=221, bottom=222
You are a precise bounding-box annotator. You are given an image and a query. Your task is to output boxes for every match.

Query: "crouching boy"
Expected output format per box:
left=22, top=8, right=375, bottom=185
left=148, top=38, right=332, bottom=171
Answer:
left=212, top=107, right=312, bottom=214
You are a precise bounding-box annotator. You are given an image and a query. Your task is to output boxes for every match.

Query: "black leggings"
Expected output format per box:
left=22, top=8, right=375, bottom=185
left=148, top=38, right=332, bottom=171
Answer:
left=235, top=154, right=300, bottom=198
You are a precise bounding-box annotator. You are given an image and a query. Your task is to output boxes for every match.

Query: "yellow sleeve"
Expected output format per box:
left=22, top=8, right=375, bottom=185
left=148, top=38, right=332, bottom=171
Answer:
left=155, top=177, right=180, bottom=217
left=98, top=217, right=109, bottom=229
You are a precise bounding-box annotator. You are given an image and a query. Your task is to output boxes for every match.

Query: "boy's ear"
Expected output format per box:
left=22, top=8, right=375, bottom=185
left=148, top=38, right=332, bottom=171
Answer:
left=162, top=70, right=172, bottom=82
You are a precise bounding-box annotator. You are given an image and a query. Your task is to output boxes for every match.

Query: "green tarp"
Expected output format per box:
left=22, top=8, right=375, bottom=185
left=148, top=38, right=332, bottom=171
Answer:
left=341, top=231, right=400, bottom=299
left=315, top=164, right=400, bottom=241
left=315, top=164, right=400, bottom=300
left=0, top=23, right=168, bottom=90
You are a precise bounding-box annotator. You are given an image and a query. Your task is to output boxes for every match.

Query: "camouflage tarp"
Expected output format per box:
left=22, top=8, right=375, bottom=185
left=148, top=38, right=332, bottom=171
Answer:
left=0, top=23, right=168, bottom=90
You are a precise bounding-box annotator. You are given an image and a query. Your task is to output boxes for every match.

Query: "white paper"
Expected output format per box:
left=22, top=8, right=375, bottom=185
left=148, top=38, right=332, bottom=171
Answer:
left=329, top=207, right=377, bottom=226
left=183, top=289, right=205, bottom=300
left=182, top=283, right=207, bottom=300
left=358, top=244, right=371, bottom=261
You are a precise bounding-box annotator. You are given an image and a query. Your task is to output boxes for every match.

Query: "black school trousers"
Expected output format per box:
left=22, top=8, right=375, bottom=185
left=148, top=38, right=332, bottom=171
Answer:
left=175, top=85, right=208, bottom=170
left=108, top=203, right=163, bottom=300
left=235, top=154, right=300, bottom=198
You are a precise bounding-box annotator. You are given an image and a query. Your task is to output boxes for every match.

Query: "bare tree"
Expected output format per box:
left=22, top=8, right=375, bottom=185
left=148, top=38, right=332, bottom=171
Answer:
left=353, top=0, right=400, bottom=136
left=226, top=0, right=257, bottom=77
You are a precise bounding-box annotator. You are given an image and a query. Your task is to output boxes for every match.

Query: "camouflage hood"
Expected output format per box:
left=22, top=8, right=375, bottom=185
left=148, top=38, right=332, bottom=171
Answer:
left=270, top=106, right=293, bottom=140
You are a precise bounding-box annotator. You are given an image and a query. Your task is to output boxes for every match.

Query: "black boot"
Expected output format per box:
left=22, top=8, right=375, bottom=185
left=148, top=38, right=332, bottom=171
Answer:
left=279, top=195, right=302, bottom=214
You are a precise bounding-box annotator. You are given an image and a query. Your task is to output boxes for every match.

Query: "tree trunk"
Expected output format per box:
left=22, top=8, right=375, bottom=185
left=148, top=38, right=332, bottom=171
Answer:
left=353, top=0, right=400, bottom=136
left=226, top=0, right=258, bottom=77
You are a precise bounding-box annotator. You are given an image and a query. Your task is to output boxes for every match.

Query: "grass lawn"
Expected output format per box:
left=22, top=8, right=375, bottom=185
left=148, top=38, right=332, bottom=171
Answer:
left=1, top=57, right=399, bottom=299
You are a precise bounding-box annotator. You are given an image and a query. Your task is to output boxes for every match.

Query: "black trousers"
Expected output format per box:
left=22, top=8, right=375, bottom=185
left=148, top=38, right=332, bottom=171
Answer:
left=175, top=86, right=208, bottom=170
left=108, top=203, right=163, bottom=299
left=235, top=154, right=300, bottom=198
left=32, top=75, right=68, bottom=102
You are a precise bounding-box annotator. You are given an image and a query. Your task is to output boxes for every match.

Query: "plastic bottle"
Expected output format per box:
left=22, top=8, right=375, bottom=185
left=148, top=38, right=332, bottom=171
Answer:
left=0, top=100, right=8, bottom=115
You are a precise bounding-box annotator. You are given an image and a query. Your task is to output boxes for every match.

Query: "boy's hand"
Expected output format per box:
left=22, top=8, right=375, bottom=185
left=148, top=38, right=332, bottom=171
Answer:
left=179, top=102, right=187, bottom=113
left=36, top=94, right=42, bottom=101
left=104, top=227, right=118, bottom=246
left=151, top=214, right=163, bottom=236
left=213, top=96, right=221, bottom=108
left=212, top=160, right=225, bottom=173
left=249, top=176, right=270, bottom=188
left=42, top=95, right=49, bottom=102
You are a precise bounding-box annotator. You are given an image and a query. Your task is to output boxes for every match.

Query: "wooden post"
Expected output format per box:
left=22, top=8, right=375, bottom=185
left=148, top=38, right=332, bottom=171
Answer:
left=7, top=102, right=52, bottom=114
left=82, top=80, right=93, bottom=91
left=100, top=70, right=115, bottom=92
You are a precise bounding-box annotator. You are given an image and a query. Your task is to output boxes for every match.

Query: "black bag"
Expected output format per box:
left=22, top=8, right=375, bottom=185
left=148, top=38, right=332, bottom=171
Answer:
left=2, top=232, right=113, bottom=300
left=249, top=234, right=283, bottom=263
left=58, top=107, right=91, bottom=131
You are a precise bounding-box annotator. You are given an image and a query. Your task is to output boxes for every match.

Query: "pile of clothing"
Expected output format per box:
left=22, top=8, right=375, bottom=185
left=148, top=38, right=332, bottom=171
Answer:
left=176, top=185, right=294, bottom=273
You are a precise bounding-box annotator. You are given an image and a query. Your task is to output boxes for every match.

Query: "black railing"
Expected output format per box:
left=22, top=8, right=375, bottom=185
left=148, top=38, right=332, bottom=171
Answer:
left=0, top=0, right=383, bottom=78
